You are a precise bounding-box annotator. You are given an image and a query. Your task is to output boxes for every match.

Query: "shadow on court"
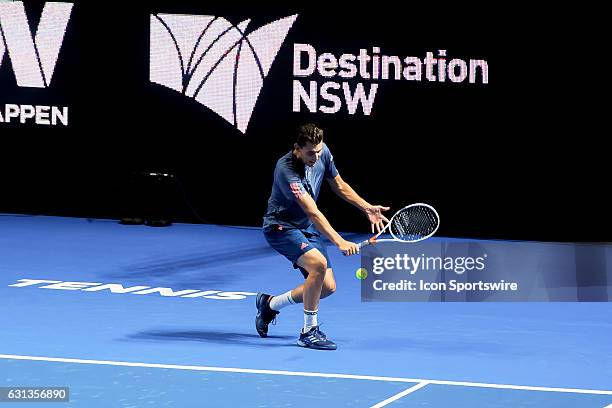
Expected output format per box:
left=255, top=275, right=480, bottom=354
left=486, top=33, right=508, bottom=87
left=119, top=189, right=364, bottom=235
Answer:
left=124, top=330, right=297, bottom=348
left=106, top=245, right=273, bottom=275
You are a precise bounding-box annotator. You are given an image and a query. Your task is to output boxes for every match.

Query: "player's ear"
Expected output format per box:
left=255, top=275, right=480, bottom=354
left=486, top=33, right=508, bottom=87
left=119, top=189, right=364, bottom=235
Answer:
left=293, top=143, right=299, bottom=150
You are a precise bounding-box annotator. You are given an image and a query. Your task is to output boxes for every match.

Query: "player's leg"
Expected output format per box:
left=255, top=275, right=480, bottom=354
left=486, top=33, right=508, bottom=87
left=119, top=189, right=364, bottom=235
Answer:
left=256, top=227, right=310, bottom=338
left=286, top=267, right=336, bottom=303
left=321, top=268, right=336, bottom=298
left=262, top=266, right=333, bottom=332
left=295, top=248, right=327, bottom=312
left=294, top=250, right=337, bottom=350
left=283, top=228, right=335, bottom=304
left=257, top=226, right=336, bottom=348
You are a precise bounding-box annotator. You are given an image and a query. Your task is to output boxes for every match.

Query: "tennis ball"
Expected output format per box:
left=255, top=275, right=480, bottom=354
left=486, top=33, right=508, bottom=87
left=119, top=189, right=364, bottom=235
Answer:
left=356, top=268, right=368, bottom=280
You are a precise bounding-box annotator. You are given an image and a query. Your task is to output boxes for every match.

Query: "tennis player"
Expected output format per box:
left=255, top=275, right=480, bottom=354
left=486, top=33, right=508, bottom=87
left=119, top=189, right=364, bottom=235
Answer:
left=257, top=124, right=389, bottom=350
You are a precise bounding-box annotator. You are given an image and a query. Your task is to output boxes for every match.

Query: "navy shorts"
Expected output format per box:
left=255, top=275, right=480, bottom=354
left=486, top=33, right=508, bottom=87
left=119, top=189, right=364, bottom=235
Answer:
left=263, top=225, right=332, bottom=278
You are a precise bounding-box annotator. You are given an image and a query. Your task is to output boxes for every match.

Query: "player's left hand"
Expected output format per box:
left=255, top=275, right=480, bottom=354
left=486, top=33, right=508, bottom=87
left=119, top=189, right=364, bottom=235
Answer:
left=365, top=205, right=390, bottom=233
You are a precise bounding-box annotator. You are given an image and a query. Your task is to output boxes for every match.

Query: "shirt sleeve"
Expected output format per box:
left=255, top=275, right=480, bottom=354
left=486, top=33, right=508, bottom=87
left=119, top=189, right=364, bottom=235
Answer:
left=323, top=143, right=339, bottom=179
left=277, top=166, right=307, bottom=201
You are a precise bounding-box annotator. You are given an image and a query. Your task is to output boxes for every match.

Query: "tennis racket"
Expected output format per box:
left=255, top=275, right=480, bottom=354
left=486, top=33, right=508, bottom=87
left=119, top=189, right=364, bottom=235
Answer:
left=358, top=203, right=440, bottom=248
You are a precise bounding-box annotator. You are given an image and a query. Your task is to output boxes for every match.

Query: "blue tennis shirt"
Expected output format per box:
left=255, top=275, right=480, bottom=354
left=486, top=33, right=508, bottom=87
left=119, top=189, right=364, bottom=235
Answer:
left=263, top=143, right=339, bottom=230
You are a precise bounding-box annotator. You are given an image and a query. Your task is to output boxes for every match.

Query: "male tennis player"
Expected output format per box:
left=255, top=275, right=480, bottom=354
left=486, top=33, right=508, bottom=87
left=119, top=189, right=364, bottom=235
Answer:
left=257, top=124, right=389, bottom=350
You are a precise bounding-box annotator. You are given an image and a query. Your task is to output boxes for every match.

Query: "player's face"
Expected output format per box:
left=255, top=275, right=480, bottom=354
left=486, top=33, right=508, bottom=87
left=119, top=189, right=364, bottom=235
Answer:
left=296, top=142, right=324, bottom=167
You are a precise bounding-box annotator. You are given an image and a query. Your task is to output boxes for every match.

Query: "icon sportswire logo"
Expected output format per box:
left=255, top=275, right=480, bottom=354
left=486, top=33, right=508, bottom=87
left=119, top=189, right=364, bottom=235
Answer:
left=0, top=1, right=73, bottom=88
left=150, top=13, right=297, bottom=133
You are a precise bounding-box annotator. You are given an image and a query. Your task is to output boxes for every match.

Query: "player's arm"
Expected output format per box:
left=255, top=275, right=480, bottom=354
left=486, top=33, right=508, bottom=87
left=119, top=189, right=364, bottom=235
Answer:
left=294, top=191, right=359, bottom=256
left=327, top=174, right=390, bottom=233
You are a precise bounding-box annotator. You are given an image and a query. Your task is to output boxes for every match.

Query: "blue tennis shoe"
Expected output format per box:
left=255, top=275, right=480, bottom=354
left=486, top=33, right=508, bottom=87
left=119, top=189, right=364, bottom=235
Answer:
left=297, top=326, right=337, bottom=350
left=255, top=293, right=279, bottom=338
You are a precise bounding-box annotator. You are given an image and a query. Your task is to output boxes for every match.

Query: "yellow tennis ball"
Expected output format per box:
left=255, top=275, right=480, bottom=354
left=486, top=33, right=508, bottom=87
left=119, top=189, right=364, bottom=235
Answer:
left=356, top=268, right=368, bottom=280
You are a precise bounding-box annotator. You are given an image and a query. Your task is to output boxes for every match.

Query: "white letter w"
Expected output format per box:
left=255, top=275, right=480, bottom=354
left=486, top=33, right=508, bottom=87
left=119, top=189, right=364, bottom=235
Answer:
left=0, top=2, right=73, bottom=88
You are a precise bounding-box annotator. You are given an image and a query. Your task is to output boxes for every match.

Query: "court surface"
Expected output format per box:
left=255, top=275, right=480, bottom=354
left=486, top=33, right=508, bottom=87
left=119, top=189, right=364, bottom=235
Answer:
left=1, top=214, right=611, bottom=407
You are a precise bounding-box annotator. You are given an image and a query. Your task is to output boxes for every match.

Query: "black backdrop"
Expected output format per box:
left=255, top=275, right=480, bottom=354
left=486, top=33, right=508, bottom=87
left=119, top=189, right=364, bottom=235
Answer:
left=1, top=1, right=606, bottom=241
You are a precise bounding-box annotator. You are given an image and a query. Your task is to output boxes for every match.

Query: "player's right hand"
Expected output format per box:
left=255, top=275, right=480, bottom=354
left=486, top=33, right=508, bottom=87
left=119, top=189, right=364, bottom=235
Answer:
left=338, top=240, right=360, bottom=256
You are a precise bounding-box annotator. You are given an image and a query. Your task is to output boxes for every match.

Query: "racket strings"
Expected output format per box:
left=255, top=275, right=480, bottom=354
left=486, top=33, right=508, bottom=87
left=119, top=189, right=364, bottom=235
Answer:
left=390, top=206, right=439, bottom=241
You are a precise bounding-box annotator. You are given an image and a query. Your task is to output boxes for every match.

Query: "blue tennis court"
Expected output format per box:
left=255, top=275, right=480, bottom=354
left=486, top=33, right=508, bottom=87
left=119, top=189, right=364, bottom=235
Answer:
left=1, top=214, right=611, bottom=407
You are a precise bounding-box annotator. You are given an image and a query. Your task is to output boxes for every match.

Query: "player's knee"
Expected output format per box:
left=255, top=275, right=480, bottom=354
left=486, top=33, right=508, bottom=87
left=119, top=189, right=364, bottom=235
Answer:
left=308, top=259, right=327, bottom=278
left=324, top=281, right=336, bottom=295
left=300, top=250, right=327, bottom=278
left=315, top=260, right=327, bottom=276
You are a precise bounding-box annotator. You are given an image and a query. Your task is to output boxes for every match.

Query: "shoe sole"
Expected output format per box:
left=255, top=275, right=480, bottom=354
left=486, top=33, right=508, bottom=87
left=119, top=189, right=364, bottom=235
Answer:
left=256, top=321, right=268, bottom=338
left=297, top=340, right=337, bottom=350
left=255, top=293, right=269, bottom=338
left=256, top=314, right=268, bottom=338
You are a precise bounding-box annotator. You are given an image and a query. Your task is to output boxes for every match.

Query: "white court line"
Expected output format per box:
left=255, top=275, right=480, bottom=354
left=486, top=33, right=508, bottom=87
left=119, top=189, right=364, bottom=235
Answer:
left=370, top=382, right=429, bottom=408
left=1, top=354, right=611, bottom=396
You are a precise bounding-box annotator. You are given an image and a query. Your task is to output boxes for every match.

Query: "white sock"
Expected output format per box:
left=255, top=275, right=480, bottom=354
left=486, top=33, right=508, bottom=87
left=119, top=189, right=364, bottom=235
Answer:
left=269, top=291, right=295, bottom=312
left=303, top=309, right=318, bottom=333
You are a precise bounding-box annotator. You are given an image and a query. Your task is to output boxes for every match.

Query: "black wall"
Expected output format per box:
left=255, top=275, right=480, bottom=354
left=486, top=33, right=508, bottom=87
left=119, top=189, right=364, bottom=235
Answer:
left=1, top=1, right=606, bottom=241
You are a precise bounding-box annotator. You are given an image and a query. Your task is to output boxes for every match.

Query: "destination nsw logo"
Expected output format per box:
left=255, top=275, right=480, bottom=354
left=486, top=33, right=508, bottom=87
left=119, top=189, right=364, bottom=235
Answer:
left=293, top=46, right=489, bottom=115
left=150, top=13, right=298, bottom=134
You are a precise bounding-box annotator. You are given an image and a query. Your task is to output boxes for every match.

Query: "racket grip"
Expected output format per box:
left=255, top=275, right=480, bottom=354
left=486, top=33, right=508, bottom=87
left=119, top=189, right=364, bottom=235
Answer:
left=358, top=238, right=374, bottom=249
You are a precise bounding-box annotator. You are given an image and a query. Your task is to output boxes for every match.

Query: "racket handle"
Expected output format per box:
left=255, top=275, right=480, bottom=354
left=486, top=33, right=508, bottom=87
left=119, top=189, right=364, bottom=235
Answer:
left=358, top=238, right=375, bottom=248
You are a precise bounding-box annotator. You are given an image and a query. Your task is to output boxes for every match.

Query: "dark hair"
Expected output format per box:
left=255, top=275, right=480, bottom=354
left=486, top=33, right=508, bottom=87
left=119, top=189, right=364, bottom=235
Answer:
left=296, top=123, right=324, bottom=147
